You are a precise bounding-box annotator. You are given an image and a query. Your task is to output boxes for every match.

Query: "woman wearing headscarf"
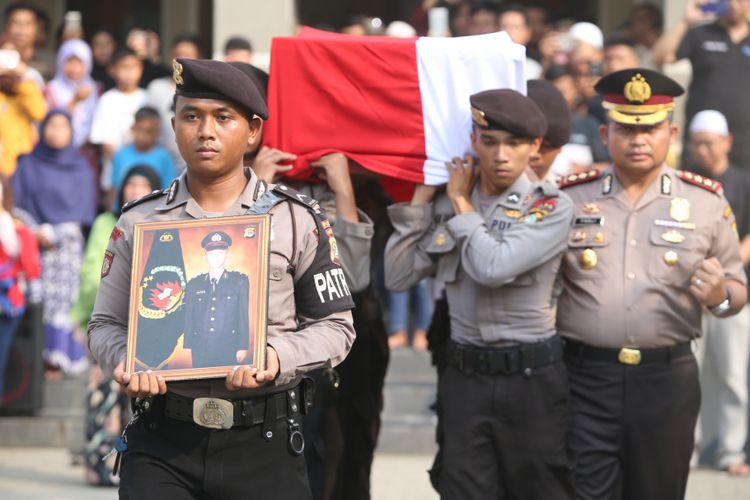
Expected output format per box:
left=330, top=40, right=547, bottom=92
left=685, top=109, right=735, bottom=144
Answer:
left=12, top=110, right=96, bottom=377
left=71, top=165, right=161, bottom=486
left=46, top=39, right=99, bottom=147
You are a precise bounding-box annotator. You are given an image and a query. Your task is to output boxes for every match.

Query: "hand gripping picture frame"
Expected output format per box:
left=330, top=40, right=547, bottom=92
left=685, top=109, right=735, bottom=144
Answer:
left=125, top=215, right=270, bottom=381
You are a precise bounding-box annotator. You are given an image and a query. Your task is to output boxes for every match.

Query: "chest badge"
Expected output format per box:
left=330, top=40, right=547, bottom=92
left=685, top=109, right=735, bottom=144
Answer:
left=661, top=229, right=686, bottom=244
left=505, top=209, right=522, bottom=219
left=581, top=203, right=600, bottom=214
left=670, top=198, right=691, bottom=222
left=434, top=231, right=447, bottom=247
left=572, top=230, right=587, bottom=242
left=580, top=248, right=598, bottom=270
left=663, top=250, right=679, bottom=266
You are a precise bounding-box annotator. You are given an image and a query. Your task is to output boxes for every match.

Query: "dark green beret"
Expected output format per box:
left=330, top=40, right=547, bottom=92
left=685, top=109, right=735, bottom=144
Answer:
left=470, top=89, right=547, bottom=138
left=527, top=80, right=571, bottom=148
left=173, top=58, right=269, bottom=120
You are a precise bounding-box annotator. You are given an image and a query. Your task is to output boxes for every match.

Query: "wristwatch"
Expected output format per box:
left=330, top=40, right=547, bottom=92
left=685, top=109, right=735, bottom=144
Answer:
left=709, top=288, right=732, bottom=316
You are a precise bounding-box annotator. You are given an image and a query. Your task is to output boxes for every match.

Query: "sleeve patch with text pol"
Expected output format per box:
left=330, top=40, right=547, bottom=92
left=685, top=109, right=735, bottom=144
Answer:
left=295, top=216, right=355, bottom=319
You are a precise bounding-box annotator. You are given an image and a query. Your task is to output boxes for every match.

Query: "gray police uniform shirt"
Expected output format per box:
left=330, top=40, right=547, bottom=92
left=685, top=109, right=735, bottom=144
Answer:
left=385, top=172, right=574, bottom=347
left=88, top=170, right=356, bottom=399
left=556, top=165, right=747, bottom=348
left=287, top=181, right=374, bottom=293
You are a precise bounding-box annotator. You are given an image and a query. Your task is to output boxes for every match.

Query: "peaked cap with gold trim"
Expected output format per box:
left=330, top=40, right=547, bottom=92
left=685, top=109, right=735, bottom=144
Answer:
left=595, top=68, right=684, bottom=126
left=173, top=58, right=268, bottom=119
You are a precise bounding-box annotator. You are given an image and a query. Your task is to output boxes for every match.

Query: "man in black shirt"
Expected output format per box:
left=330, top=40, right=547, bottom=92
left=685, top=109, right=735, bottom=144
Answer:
left=687, top=109, right=750, bottom=476
left=653, top=0, right=750, bottom=170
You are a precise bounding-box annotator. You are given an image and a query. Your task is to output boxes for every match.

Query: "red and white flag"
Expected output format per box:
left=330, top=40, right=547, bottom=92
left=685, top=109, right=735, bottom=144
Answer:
left=263, top=28, right=526, bottom=186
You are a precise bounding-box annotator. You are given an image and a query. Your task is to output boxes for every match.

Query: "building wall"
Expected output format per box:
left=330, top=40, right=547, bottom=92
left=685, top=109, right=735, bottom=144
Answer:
left=212, top=0, right=296, bottom=70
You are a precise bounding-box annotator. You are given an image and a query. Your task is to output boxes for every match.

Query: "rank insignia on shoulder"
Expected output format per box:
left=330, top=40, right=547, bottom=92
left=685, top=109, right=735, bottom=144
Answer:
left=559, top=169, right=601, bottom=189
left=676, top=170, right=722, bottom=194
left=122, top=188, right=167, bottom=212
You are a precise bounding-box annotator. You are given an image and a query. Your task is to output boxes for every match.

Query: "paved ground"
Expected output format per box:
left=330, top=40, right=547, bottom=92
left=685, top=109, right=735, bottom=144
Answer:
left=1, top=448, right=749, bottom=499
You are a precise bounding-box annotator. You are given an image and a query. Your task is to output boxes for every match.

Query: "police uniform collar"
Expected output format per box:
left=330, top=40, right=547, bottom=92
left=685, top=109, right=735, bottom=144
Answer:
left=154, top=170, right=260, bottom=213
left=155, top=172, right=190, bottom=210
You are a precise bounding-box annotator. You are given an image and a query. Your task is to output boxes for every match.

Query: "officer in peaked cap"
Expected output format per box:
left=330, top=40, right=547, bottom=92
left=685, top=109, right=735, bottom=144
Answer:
left=385, top=87, right=575, bottom=499
left=184, top=230, right=248, bottom=369
left=556, top=68, right=747, bottom=500
left=88, top=57, right=355, bottom=499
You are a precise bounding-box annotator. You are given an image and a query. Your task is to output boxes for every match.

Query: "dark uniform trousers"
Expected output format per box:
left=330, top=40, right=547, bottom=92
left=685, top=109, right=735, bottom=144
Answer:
left=565, top=349, right=701, bottom=500
left=437, top=359, right=575, bottom=500
left=119, top=396, right=312, bottom=500
left=303, top=287, right=390, bottom=500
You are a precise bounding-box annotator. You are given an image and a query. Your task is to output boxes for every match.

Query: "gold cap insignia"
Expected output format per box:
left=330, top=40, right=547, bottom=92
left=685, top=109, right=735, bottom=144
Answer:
left=580, top=248, right=598, bottom=270
left=663, top=250, right=679, bottom=266
left=471, top=107, right=488, bottom=127
left=624, top=73, right=651, bottom=103
left=172, top=59, right=184, bottom=86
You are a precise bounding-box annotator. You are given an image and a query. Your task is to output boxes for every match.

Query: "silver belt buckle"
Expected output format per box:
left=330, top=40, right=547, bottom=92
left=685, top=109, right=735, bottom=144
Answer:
left=192, top=398, right=234, bottom=429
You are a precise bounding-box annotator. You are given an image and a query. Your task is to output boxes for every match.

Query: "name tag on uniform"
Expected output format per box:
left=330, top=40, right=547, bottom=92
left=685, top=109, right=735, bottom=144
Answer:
left=654, top=219, right=696, bottom=231
left=574, top=216, right=604, bottom=226
left=703, top=40, right=728, bottom=52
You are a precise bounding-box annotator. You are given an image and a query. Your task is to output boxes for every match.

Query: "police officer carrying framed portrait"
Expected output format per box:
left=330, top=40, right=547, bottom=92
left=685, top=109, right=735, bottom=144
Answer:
left=88, top=58, right=356, bottom=499
left=557, top=68, right=747, bottom=500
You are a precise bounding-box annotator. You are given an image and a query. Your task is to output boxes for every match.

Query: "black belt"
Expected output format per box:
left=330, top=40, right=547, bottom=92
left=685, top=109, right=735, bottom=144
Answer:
left=563, top=339, right=693, bottom=366
left=447, top=335, right=563, bottom=375
left=159, top=380, right=314, bottom=429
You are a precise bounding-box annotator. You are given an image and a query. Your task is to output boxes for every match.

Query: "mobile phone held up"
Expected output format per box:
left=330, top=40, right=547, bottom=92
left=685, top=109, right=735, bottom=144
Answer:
left=0, top=49, right=20, bottom=71
left=701, top=0, right=730, bottom=16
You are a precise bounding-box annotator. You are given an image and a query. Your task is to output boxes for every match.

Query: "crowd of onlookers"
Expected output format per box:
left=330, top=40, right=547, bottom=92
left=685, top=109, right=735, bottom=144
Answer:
left=0, top=0, right=749, bottom=482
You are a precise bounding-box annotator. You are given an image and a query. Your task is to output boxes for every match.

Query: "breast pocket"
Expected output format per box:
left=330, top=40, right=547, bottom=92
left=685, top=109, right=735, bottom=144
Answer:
left=269, top=252, right=290, bottom=282
left=564, top=228, right=611, bottom=281
left=647, top=226, right=702, bottom=287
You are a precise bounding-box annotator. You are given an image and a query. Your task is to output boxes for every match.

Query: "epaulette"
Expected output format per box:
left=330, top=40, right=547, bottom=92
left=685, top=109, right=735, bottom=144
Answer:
left=272, top=184, right=324, bottom=216
left=676, top=170, right=722, bottom=195
left=122, top=189, right=167, bottom=213
left=558, top=169, right=601, bottom=189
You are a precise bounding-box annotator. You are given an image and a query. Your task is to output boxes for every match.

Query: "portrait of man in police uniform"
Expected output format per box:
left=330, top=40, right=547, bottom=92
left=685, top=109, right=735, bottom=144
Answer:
left=183, top=230, right=250, bottom=369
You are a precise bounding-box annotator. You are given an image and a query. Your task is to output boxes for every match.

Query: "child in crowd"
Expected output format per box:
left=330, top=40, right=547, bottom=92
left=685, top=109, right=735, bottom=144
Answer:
left=88, top=48, right=146, bottom=193
left=108, top=106, right=175, bottom=209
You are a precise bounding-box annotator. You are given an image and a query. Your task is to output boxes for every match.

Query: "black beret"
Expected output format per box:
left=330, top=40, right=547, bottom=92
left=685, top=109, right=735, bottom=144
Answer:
left=201, top=231, right=233, bottom=250
left=527, top=80, right=571, bottom=148
left=470, top=89, right=547, bottom=138
left=227, top=61, right=269, bottom=104
left=594, top=68, right=684, bottom=125
left=173, top=58, right=269, bottom=120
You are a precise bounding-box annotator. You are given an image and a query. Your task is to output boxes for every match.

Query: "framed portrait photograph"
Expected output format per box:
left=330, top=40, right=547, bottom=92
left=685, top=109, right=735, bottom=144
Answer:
left=125, top=215, right=270, bottom=381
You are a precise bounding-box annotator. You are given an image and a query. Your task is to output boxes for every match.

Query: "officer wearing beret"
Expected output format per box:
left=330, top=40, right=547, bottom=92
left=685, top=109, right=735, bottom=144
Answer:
left=183, top=231, right=250, bottom=368
left=526, top=79, right=572, bottom=183
left=88, top=58, right=355, bottom=499
left=557, top=68, right=747, bottom=500
left=386, top=88, right=575, bottom=499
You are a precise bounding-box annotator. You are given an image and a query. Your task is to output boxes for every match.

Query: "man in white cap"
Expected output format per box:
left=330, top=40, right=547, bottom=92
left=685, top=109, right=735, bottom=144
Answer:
left=688, top=109, right=750, bottom=475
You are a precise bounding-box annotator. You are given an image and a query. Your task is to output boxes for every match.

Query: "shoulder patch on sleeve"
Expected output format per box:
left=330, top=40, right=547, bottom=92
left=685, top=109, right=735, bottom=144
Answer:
left=559, top=169, right=601, bottom=189
left=122, top=189, right=167, bottom=213
left=676, top=170, right=722, bottom=195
